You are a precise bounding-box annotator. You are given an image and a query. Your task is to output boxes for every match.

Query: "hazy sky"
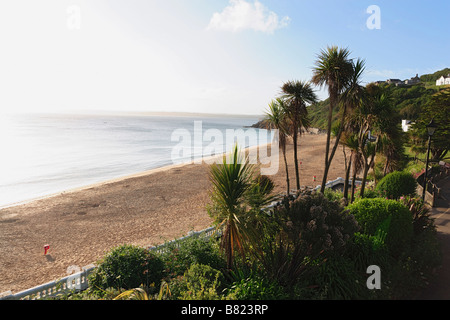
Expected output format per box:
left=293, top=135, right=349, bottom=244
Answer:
left=0, top=0, right=448, bottom=115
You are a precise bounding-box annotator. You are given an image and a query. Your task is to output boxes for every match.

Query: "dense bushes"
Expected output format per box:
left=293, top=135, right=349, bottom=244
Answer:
left=159, top=234, right=226, bottom=278
left=63, top=188, right=440, bottom=300
left=346, top=198, right=413, bottom=256
left=375, top=171, right=417, bottom=199
left=272, top=192, right=359, bottom=258
left=169, top=263, right=225, bottom=300
left=88, top=244, right=164, bottom=293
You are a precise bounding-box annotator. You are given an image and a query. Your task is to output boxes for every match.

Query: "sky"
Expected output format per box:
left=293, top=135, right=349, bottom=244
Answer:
left=0, top=0, right=448, bottom=116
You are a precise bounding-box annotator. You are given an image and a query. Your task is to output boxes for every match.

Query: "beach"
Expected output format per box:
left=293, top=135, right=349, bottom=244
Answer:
left=0, top=133, right=346, bottom=294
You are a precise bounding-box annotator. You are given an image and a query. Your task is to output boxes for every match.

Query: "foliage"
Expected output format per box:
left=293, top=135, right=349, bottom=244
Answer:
left=281, top=79, right=318, bottom=190
left=399, top=196, right=434, bottom=235
left=309, top=68, right=449, bottom=130
left=302, top=254, right=373, bottom=300
left=225, top=274, right=287, bottom=300
left=346, top=232, right=390, bottom=272
left=419, top=68, right=450, bottom=84
left=375, top=170, right=417, bottom=199
left=346, top=198, right=413, bottom=256
left=207, top=144, right=256, bottom=268
left=409, top=88, right=450, bottom=160
left=246, top=175, right=277, bottom=214
left=354, top=188, right=380, bottom=199
left=398, top=196, right=442, bottom=273
left=311, top=46, right=357, bottom=193
left=263, top=98, right=291, bottom=194
left=323, top=188, right=344, bottom=202
left=169, top=263, right=224, bottom=300
left=159, top=235, right=226, bottom=278
left=113, top=282, right=171, bottom=300
left=386, top=83, right=435, bottom=120
left=252, top=192, right=359, bottom=287
left=88, top=244, right=164, bottom=293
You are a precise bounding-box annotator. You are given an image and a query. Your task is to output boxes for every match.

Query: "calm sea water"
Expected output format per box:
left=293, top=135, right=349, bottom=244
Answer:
left=0, top=113, right=266, bottom=207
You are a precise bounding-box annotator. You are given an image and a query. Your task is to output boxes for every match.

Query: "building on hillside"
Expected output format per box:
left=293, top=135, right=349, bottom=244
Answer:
left=402, top=120, right=413, bottom=132
left=386, top=79, right=403, bottom=85
left=404, top=74, right=420, bottom=85
left=436, top=74, right=450, bottom=86
left=374, top=74, right=422, bottom=87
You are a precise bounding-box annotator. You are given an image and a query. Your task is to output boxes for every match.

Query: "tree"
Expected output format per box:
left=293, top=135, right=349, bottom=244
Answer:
left=281, top=80, right=318, bottom=190
left=208, top=145, right=255, bottom=269
left=378, top=116, right=405, bottom=176
left=339, top=130, right=363, bottom=202
left=207, top=145, right=276, bottom=269
left=410, top=88, right=450, bottom=161
left=353, top=85, right=396, bottom=197
left=312, top=46, right=355, bottom=193
left=263, top=98, right=291, bottom=195
left=338, top=58, right=366, bottom=201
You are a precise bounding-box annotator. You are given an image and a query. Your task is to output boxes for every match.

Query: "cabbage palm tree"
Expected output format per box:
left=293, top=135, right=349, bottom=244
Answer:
left=354, top=85, right=394, bottom=197
left=312, top=46, right=354, bottom=193
left=281, top=80, right=318, bottom=190
left=208, top=144, right=255, bottom=269
left=263, top=98, right=291, bottom=195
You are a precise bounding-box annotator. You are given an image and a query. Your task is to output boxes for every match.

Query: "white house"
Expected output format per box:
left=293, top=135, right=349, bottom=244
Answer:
left=402, top=120, right=413, bottom=132
left=436, top=74, right=450, bottom=86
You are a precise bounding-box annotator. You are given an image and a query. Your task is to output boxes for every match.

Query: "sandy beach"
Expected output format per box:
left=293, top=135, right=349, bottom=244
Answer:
left=0, top=133, right=347, bottom=294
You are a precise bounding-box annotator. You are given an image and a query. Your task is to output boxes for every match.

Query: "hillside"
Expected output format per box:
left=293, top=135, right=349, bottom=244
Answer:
left=308, top=68, right=449, bottom=129
left=420, top=68, right=450, bottom=84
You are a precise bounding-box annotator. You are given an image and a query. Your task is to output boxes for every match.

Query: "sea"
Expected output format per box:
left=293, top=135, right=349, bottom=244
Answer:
left=0, top=112, right=267, bottom=208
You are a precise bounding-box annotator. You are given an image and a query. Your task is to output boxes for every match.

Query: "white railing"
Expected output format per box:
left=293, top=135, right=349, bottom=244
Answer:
left=0, top=177, right=345, bottom=300
left=0, top=264, right=95, bottom=300
left=0, top=226, right=219, bottom=300
left=147, top=226, right=219, bottom=254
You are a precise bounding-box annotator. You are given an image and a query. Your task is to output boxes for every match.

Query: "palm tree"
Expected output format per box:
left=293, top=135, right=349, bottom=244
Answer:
left=339, top=130, right=359, bottom=201
left=312, top=46, right=354, bottom=193
left=207, top=144, right=255, bottom=268
left=379, top=124, right=405, bottom=177
left=263, top=98, right=291, bottom=195
left=354, top=85, right=394, bottom=197
left=281, top=80, right=318, bottom=190
left=350, top=145, right=364, bottom=203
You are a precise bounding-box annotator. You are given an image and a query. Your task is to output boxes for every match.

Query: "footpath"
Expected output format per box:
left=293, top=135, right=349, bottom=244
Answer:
left=415, top=175, right=450, bottom=300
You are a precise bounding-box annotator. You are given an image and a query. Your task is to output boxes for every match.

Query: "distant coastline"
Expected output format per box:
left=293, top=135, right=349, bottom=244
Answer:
left=25, top=109, right=266, bottom=119
left=0, top=113, right=264, bottom=208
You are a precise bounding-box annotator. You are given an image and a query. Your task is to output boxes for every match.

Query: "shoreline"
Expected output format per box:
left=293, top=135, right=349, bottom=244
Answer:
left=0, top=134, right=347, bottom=294
left=0, top=143, right=268, bottom=210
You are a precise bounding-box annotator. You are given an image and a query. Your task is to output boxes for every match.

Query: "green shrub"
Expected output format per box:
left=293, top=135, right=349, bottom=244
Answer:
left=323, top=188, right=343, bottom=202
left=399, top=196, right=435, bottom=235
left=346, top=232, right=390, bottom=272
left=88, top=244, right=164, bottom=292
left=253, top=192, right=360, bottom=288
left=280, top=192, right=360, bottom=257
left=225, top=275, right=287, bottom=300
left=160, top=235, right=225, bottom=278
left=355, top=188, right=381, bottom=199
left=301, top=255, right=372, bottom=300
left=346, top=198, right=413, bottom=256
left=375, top=171, right=417, bottom=199
left=169, top=263, right=224, bottom=300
